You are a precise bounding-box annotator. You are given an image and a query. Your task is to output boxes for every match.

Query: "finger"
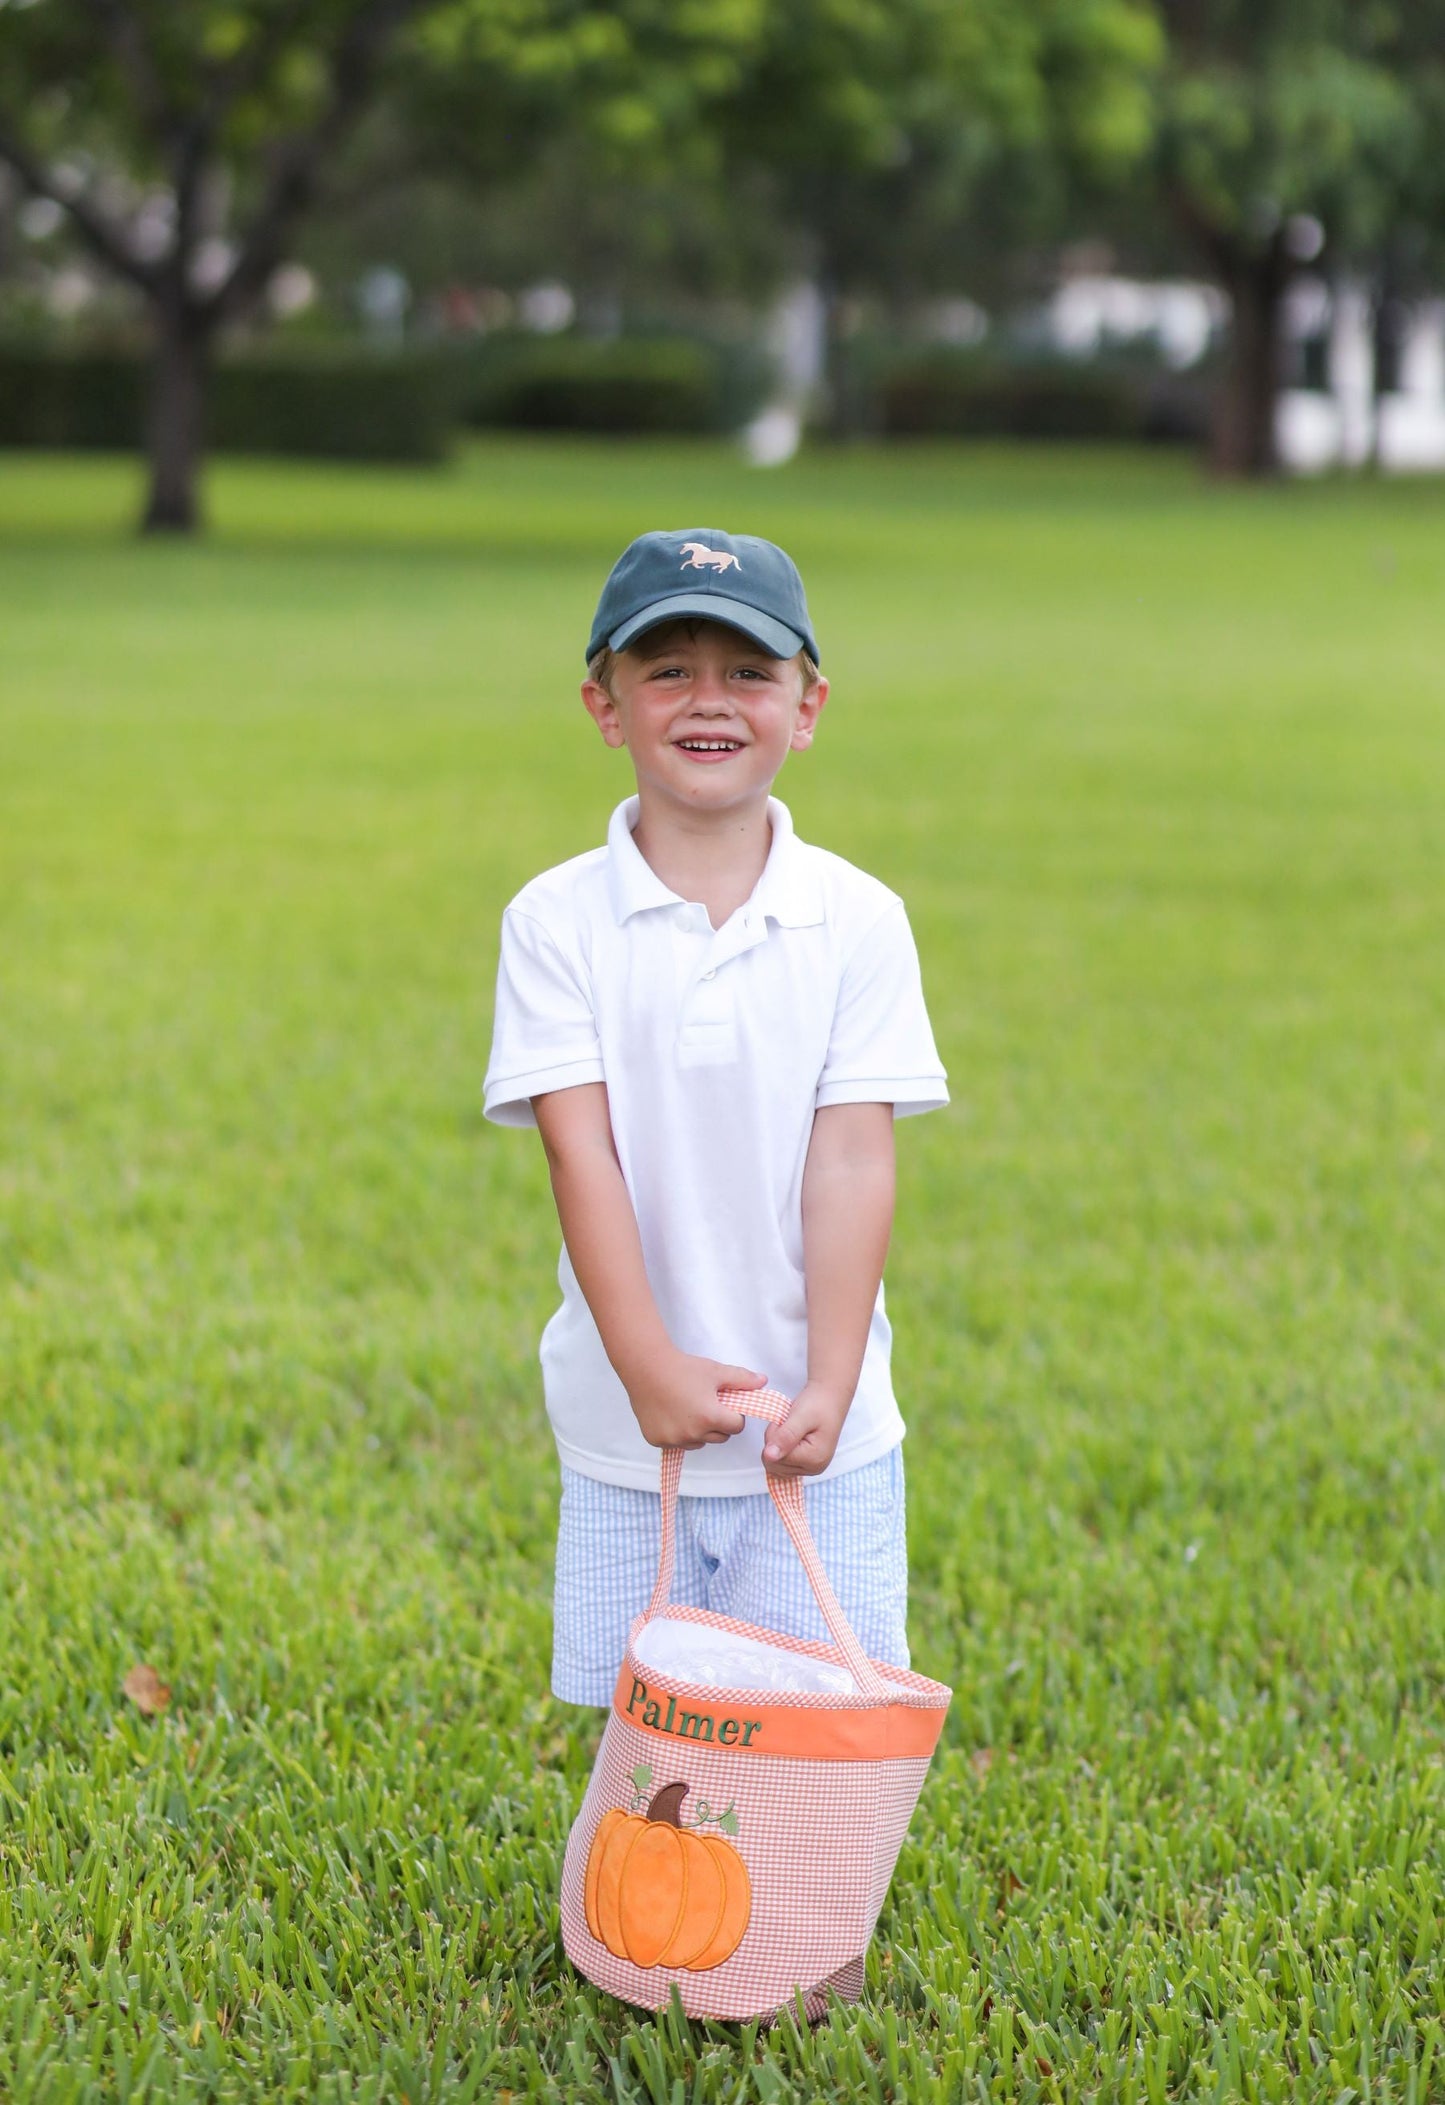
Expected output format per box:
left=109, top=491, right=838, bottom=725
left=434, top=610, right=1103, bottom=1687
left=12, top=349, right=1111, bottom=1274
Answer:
left=767, top=1437, right=825, bottom=1476
left=763, top=1412, right=812, bottom=1463
left=715, top=1367, right=768, bottom=1391
left=765, top=1449, right=815, bottom=1477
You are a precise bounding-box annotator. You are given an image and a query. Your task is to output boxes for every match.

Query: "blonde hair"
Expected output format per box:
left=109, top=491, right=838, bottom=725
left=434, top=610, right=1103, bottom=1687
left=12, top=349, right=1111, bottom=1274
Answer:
left=587, top=631, right=821, bottom=698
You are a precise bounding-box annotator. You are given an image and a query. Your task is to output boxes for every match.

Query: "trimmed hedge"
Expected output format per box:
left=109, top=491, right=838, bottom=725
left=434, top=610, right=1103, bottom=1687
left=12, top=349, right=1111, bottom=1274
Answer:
left=0, top=334, right=1207, bottom=455
left=492, top=338, right=712, bottom=434
left=879, top=351, right=1143, bottom=440
left=0, top=333, right=770, bottom=453
left=0, top=346, right=452, bottom=460
left=212, top=353, right=450, bottom=460
left=0, top=348, right=146, bottom=448
left=446, top=333, right=768, bottom=436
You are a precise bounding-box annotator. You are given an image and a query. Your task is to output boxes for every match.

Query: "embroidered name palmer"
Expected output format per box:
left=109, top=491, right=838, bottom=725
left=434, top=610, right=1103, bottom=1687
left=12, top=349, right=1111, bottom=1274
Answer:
left=625, top=1677, right=764, bottom=1746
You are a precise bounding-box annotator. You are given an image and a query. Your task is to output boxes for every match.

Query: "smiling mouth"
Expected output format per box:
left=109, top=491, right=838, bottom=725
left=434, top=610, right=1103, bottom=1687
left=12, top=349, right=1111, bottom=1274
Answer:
left=675, top=738, right=743, bottom=753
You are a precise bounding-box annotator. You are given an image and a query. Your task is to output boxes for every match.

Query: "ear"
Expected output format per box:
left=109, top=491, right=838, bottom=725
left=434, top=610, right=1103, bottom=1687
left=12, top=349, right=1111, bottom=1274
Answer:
left=788, top=674, right=829, bottom=753
left=581, top=678, right=627, bottom=749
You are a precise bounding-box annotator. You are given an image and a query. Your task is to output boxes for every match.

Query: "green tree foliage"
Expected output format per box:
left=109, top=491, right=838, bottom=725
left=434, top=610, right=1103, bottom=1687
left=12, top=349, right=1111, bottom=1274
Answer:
left=403, top=0, right=763, bottom=182
left=0, top=0, right=1166, bottom=508
left=365, top=0, right=774, bottom=321
left=705, top=0, right=1162, bottom=428
left=0, top=0, right=759, bottom=530
left=0, top=0, right=458, bottom=527
left=1335, top=4, right=1445, bottom=429
left=1145, top=0, right=1424, bottom=473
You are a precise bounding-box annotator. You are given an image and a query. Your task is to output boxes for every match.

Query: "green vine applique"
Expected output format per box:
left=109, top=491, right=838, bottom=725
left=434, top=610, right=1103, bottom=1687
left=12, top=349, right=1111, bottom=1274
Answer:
left=683, top=1796, right=740, bottom=1836
left=624, top=1765, right=739, bottom=1835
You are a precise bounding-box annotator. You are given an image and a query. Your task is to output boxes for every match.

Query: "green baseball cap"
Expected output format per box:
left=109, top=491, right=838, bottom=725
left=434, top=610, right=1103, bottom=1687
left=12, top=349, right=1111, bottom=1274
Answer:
left=586, top=528, right=819, bottom=665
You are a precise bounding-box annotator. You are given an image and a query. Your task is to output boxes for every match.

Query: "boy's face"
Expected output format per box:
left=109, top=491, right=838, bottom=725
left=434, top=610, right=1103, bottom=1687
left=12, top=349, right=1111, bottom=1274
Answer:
left=580, top=619, right=827, bottom=819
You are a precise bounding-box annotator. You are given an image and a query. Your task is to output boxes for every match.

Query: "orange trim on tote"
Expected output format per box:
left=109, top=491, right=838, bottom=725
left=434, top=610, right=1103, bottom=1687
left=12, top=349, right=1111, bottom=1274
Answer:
left=613, top=1667, right=947, bottom=1763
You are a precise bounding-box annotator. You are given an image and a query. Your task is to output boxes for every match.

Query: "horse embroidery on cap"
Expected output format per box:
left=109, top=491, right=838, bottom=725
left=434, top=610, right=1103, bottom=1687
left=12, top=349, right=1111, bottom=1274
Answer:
left=679, top=542, right=740, bottom=573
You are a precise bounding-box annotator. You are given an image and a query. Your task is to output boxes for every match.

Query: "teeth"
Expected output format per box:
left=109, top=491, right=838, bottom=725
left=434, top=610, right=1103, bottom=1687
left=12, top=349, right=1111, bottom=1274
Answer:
left=679, top=740, right=739, bottom=751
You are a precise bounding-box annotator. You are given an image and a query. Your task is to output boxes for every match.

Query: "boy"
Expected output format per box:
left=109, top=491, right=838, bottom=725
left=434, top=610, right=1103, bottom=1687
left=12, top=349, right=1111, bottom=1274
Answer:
left=484, top=528, right=948, bottom=1706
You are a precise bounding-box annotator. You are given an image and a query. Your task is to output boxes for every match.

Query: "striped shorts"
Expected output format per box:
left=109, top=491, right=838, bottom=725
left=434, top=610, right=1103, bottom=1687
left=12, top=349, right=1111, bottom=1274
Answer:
left=551, top=1444, right=909, bottom=1707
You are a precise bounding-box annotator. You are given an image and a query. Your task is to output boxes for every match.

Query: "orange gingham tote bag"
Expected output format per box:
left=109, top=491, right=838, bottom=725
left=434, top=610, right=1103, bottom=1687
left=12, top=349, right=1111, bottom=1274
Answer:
left=559, top=1389, right=952, bottom=2022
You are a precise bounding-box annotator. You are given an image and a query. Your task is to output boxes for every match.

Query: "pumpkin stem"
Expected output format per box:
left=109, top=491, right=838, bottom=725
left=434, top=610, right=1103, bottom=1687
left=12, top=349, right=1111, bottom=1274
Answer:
left=646, top=1780, right=688, bottom=1827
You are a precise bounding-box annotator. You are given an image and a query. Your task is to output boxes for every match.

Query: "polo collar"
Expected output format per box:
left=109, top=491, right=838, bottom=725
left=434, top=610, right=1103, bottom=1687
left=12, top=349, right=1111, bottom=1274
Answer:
left=750, top=798, right=826, bottom=927
left=605, top=796, right=825, bottom=928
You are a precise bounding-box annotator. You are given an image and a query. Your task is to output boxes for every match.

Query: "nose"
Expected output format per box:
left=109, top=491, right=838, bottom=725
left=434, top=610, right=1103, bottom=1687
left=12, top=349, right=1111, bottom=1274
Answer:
left=686, top=670, right=735, bottom=713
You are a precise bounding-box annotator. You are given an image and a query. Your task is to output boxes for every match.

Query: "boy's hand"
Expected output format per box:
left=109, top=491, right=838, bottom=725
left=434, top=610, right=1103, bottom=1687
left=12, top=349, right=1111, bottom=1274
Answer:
left=762, top=1382, right=852, bottom=1478
left=624, top=1348, right=766, bottom=1452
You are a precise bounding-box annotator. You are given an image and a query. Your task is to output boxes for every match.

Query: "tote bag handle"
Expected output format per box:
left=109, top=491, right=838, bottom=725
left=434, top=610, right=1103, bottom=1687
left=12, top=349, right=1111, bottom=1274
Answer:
left=644, top=1386, right=893, bottom=1704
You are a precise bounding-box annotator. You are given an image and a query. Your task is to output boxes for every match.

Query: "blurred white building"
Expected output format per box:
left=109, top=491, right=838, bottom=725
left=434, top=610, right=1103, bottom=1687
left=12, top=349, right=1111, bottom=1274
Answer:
left=1277, top=279, right=1445, bottom=473
left=1043, top=273, right=1225, bottom=370
left=1037, top=268, right=1445, bottom=473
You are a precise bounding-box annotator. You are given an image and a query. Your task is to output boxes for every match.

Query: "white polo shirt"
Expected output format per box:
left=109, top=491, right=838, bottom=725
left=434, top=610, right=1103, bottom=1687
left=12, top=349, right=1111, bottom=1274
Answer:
left=484, top=795, right=948, bottom=1494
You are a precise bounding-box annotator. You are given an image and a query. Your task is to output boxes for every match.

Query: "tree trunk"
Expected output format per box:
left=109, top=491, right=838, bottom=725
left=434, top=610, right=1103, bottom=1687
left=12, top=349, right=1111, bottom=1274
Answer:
left=1210, top=252, right=1286, bottom=478
left=142, top=306, right=211, bottom=534
left=815, top=263, right=871, bottom=440
left=1369, top=240, right=1404, bottom=474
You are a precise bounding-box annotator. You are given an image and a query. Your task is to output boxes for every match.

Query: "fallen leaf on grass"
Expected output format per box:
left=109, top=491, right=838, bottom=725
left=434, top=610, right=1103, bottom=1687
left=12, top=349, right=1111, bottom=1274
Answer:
left=997, top=1868, right=1025, bottom=1914
left=122, top=1664, right=171, bottom=1715
left=970, top=1747, right=994, bottom=1780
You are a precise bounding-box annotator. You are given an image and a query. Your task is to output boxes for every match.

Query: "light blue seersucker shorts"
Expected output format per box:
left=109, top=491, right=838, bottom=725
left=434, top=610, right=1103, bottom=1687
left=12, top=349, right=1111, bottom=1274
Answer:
left=551, top=1444, right=909, bottom=1707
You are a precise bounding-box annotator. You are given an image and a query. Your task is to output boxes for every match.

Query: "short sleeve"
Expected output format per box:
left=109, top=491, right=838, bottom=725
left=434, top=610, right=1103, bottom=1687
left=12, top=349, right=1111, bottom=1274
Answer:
left=483, top=909, right=605, bottom=1129
left=816, top=899, right=949, bottom=1118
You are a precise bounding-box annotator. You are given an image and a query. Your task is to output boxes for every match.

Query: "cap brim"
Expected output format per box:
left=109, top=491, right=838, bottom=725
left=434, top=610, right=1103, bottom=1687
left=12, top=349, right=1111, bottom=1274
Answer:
left=605, top=594, right=807, bottom=661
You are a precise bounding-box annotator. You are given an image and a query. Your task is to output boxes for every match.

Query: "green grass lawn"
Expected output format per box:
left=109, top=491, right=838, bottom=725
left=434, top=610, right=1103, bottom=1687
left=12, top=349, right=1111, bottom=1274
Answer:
left=3, top=439, right=1445, bottom=2104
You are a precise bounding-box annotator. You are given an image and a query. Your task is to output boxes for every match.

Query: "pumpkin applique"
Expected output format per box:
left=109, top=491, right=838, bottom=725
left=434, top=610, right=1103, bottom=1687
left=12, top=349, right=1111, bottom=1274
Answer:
left=583, top=1774, right=752, bottom=1971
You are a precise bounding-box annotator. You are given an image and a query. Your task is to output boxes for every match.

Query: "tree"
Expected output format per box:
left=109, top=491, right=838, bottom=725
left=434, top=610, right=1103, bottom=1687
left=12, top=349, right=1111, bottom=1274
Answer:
left=0, top=2, right=449, bottom=528
left=0, top=0, right=759, bottom=532
left=707, top=0, right=1162, bottom=432
left=1146, top=1, right=1415, bottom=475
left=377, top=0, right=771, bottom=319
left=1332, top=2, right=1445, bottom=465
